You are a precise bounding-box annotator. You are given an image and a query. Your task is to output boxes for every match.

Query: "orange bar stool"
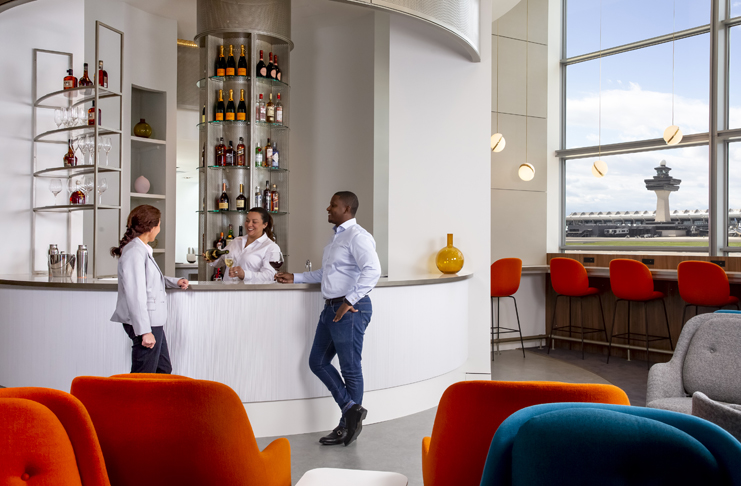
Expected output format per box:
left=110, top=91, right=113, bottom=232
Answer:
left=491, top=258, right=525, bottom=358
left=548, top=258, right=608, bottom=359
left=608, top=259, right=674, bottom=368
left=678, top=261, right=739, bottom=327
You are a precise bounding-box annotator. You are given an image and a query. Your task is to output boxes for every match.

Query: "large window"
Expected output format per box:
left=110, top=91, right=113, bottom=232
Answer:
left=560, top=0, right=741, bottom=254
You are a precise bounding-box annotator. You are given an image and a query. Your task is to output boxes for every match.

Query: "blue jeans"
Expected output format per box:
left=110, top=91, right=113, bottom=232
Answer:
left=309, top=296, right=372, bottom=427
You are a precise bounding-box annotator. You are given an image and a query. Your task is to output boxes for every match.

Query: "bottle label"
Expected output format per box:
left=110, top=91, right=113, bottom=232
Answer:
left=276, top=109, right=283, bottom=123
left=219, top=202, right=228, bottom=210
left=260, top=67, right=267, bottom=77
left=266, top=148, right=273, bottom=162
left=217, top=68, right=225, bottom=76
left=259, top=106, right=266, bottom=121
left=237, top=112, right=246, bottom=121
left=64, top=79, right=74, bottom=89
left=238, top=68, right=247, bottom=76
left=256, top=153, right=263, bottom=165
left=277, top=73, right=281, bottom=81
left=267, top=106, right=274, bottom=120
left=226, top=112, right=235, bottom=121
left=216, top=113, right=224, bottom=121
left=236, top=200, right=245, bottom=209
left=226, top=67, right=235, bottom=76
left=272, top=153, right=279, bottom=167
left=270, top=69, right=277, bottom=78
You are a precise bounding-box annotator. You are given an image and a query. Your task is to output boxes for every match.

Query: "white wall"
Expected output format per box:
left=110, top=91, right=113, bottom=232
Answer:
left=387, top=3, right=493, bottom=374
left=288, top=7, right=376, bottom=272
left=176, top=109, right=199, bottom=263
left=0, top=0, right=85, bottom=273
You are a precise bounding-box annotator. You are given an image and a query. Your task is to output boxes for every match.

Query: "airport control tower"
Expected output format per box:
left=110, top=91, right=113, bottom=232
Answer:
left=645, top=160, right=682, bottom=222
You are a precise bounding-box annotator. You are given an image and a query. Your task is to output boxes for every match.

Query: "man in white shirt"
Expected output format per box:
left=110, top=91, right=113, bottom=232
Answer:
left=276, top=191, right=381, bottom=446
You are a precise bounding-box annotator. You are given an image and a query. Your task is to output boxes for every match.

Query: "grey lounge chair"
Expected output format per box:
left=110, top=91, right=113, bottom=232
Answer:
left=646, top=313, right=741, bottom=415
left=692, top=391, right=741, bottom=442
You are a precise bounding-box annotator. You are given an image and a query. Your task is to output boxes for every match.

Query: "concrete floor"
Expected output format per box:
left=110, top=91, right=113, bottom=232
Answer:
left=256, top=348, right=614, bottom=485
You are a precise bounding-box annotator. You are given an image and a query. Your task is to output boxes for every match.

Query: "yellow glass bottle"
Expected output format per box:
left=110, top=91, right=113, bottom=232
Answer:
left=436, top=233, right=464, bottom=274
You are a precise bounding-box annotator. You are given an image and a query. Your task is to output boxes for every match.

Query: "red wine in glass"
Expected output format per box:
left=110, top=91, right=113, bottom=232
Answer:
left=269, top=261, right=283, bottom=270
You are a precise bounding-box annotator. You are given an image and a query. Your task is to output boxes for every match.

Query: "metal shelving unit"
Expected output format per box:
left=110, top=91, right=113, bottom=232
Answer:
left=31, top=21, right=124, bottom=278
left=196, top=32, right=292, bottom=280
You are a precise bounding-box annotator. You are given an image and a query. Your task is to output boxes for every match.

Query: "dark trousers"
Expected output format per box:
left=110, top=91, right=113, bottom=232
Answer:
left=122, top=324, right=172, bottom=374
left=309, top=296, right=372, bottom=428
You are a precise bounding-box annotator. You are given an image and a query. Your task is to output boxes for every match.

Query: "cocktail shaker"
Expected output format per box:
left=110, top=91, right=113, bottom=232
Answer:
left=48, top=244, right=59, bottom=274
left=76, top=245, right=88, bottom=279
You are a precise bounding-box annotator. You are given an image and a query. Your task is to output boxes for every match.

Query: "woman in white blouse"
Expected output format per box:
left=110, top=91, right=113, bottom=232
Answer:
left=207, top=207, right=282, bottom=283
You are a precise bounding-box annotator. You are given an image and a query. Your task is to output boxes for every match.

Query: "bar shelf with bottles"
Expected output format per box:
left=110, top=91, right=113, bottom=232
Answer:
left=35, top=86, right=122, bottom=110
left=197, top=31, right=291, bottom=281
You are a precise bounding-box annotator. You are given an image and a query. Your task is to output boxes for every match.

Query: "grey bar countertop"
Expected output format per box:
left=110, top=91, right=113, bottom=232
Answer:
left=0, top=271, right=473, bottom=291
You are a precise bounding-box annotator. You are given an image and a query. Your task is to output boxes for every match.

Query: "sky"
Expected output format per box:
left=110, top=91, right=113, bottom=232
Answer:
left=564, top=0, right=741, bottom=215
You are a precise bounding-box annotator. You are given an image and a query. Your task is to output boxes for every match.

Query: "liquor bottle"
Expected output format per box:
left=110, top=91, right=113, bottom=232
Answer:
left=264, top=138, right=272, bottom=167
left=219, top=182, right=230, bottom=210
left=215, top=232, right=227, bottom=250
left=257, top=94, right=266, bottom=122
left=87, top=100, right=100, bottom=126
left=262, top=181, right=271, bottom=210
left=226, top=45, right=236, bottom=76
left=236, top=137, right=246, bottom=166
left=69, top=180, right=85, bottom=205
left=238, top=225, right=244, bottom=237
left=225, top=140, right=235, bottom=166
left=256, top=50, right=266, bottom=77
left=204, top=248, right=229, bottom=260
left=216, top=46, right=226, bottom=76
left=215, top=89, right=225, bottom=121
left=237, top=44, right=248, bottom=76
left=64, top=140, right=77, bottom=167
left=201, top=143, right=206, bottom=167
left=271, top=141, right=279, bottom=168
left=97, top=60, right=108, bottom=88
left=225, top=89, right=236, bottom=121
left=237, top=89, right=247, bottom=121
left=63, top=69, right=77, bottom=90
left=211, top=267, right=223, bottom=281
left=275, top=55, right=282, bottom=81
left=266, top=93, right=275, bottom=123
left=255, top=143, right=263, bottom=167
left=202, top=105, right=206, bottom=123
left=79, top=63, right=93, bottom=87
left=275, top=93, right=283, bottom=125
left=271, top=184, right=279, bottom=212
left=215, top=137, right=226, bottom=166
left=236, top=183, right=247, bottom=211
left=254, top=185, right=262, bottom=208
left=267, top=52, right=275, bottom=79
left=226, top=224, right=235, bottom=241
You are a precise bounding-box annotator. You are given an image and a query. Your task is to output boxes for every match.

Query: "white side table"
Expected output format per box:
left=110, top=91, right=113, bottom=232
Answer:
left=296, top=468, right=408, bottom=486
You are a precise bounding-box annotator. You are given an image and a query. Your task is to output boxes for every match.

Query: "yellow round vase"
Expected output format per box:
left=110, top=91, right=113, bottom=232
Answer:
left=436, top=233, right=464, bottom=274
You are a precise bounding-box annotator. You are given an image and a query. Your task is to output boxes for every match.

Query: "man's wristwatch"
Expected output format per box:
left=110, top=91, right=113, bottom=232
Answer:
left=343, top=297, right=353, bottom=307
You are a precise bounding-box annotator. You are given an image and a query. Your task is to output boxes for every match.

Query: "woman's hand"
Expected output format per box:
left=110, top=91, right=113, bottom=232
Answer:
left=177, top=279, right=189, bottom=289
left=275, top=272, right=294, bottom=283
left=229, top=266, right=245, bottom=280
left=141, top=332, right=156, bottom=349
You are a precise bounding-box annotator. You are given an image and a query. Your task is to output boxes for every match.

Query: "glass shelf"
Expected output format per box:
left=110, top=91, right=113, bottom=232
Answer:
left=256, top=77, right=290, bottom=89
left=254, top=122, right=289, bottom=130
left=34, top=204, right=121, bottom=213
left=35, top=126, right=122, bottom=143
left=197, top=120, right=249, bottom=128
left=35, top=87, right=122, bottom=109
left=197, top=210, right=288, bottom=215
left=255, top=166, right=288, bottom=172
left=34, top=166, right=122, bottom=178
left=196, top=75, right=251, bottom=88
left=200, top=165, right=250, bottom=170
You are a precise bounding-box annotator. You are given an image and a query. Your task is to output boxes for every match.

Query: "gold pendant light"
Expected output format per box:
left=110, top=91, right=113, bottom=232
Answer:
left=492, top=21, right=506, bottom=153
left=664, top=0, right=683, bottom=145
left=593, top=0, right=608, bottom=178
left=518, top=0, right=534, bottom=181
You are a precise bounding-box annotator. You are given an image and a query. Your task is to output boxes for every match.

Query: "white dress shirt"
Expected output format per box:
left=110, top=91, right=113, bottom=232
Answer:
left=210, top=233, right=281, bottom=283
left=294, top=218, right=382, bottom=304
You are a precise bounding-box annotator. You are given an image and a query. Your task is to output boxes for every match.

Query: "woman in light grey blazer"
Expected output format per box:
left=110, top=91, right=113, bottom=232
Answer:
left=110, top=205, right=189, bottom=373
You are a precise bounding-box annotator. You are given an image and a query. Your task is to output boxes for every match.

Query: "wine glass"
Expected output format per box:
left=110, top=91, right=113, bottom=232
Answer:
left=61, top=108, right=70, bottom=127
left=82, top=175, right=94, bottom=203
left=54, top=109, right=63, bottom=128
left=223, top=257, right=237, bottom=284
left=69, top=106, right=78, bottom=126
left=80, top=136, right=89, bottom=165
left=77, top=105, right=87, bottom=126
left=268, top=250, right=284, bottom=272
left=102, top=137, right=112, bottom=166
left=97, top=178, right=107, bottom=204
left=49, top=179, right=62, bottom=204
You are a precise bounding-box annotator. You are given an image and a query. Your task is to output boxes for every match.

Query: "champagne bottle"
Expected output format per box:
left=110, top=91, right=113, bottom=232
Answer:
left=256, top=50, right=266, bottom=77
left=215, top=89, right=225, bottom=121
left=267, top=52, right=275, bottom=79
left=237, top=89, right=247, bottom=121
left=238, top=44, right=248, bottom=76
left=275, top=55, right=282, bottom=81
left=225, top=89, right=236, bottom=121
left=226, top=45, right=236, bottom=76
left=216, top=45, right=226, bottom=76
left=204, top=248, right=229, bottom=260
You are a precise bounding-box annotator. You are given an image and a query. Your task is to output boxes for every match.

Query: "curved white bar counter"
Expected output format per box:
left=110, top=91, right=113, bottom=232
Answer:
left=0, top=273, right=471, bottom=436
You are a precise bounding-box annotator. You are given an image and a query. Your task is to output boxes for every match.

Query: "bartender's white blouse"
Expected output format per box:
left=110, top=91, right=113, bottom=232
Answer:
left=210, top=234, right=281, bottom=283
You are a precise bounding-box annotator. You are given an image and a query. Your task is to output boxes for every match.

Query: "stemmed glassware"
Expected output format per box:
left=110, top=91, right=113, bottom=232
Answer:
left=223, top=256, right=237, bottom=284
left=69, top=107, right=78, bottom=127
left=54, top=109, right=63, bottom=128
left=49, top=179, right=62, bottom=205
left=101, top=137, right=112, bottom=166
left=268, top=250, right=284, bottom=272
left=82, top=175, right=94, bottom=204
left=97, top=178, right=107, bottom=205
left=80, top=136, right=90, bottom=165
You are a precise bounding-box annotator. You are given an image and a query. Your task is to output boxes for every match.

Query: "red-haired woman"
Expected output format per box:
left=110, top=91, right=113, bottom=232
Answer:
left=110, top=205, right=189, bottom=373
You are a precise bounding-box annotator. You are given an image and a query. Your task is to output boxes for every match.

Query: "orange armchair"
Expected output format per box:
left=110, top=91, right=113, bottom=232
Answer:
left=421, top=381, right=630, bottom=486
left=0, top=387, right=110, bottom=486
left=71, top=375, right=291, bottom=486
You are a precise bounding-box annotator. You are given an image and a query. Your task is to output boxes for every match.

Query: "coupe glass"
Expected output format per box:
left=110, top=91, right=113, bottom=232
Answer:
left=97, top=178, right=107, bottom=204
left=49, top=179, right=62, bottom=204
left=54, top=109, right=63, bottom=128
